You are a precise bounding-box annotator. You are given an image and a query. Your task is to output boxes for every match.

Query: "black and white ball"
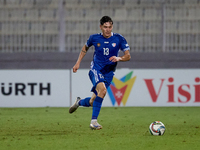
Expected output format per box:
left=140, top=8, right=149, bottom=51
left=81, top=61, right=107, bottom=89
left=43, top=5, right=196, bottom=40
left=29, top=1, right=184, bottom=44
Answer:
left=149, top=121, right=165, bottom=136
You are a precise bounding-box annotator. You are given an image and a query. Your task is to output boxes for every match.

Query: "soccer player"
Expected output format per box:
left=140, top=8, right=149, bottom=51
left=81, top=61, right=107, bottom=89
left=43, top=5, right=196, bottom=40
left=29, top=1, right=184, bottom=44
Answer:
left=69, top=16, right=131, bottom=130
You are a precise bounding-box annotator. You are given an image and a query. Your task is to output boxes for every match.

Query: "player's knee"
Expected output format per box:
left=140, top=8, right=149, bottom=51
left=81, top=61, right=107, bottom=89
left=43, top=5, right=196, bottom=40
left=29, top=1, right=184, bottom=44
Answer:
left=98, top=88, right=107, bottom=98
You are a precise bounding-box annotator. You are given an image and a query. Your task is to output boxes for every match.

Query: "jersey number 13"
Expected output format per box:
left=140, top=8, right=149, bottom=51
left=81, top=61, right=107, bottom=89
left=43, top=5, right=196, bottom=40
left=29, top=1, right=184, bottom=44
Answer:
left=103, top=48, right=109, bottom=55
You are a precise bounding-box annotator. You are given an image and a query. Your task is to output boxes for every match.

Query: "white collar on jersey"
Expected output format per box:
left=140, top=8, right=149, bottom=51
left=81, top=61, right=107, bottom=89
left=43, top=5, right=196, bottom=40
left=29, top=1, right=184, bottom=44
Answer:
left=100, top=32, right=114, bottom=36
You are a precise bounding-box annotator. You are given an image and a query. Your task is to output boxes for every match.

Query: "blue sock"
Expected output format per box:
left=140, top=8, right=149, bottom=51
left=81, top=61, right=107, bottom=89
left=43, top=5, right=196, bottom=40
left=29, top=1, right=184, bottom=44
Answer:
left=92, top=96, right=103, bottom=120
left=78, top=97, right=91, bottom=107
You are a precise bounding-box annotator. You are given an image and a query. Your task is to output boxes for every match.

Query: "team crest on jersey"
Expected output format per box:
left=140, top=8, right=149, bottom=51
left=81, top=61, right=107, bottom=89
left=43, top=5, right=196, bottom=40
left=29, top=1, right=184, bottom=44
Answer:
left=97, top=43, right=101, bottom=47
left=112, top=43, right=116, bottom=47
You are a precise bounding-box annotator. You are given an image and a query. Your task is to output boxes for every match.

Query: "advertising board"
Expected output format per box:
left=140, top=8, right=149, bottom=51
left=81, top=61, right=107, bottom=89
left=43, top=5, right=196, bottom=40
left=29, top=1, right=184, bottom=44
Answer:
left=0, top=70, right=70, bottom=107
left=1, top=69, right=200, bottom=107
left=72, top=69, right=200, bottom=107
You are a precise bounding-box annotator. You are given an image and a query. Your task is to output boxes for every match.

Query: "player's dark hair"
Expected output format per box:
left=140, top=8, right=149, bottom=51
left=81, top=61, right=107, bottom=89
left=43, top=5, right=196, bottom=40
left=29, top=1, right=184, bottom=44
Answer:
left=100, top=16, right=113, bottom=25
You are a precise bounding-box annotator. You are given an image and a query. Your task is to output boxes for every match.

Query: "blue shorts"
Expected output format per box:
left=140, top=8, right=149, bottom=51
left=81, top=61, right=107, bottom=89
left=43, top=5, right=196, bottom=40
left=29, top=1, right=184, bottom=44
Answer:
left=89, top=68, right=114, bottom=95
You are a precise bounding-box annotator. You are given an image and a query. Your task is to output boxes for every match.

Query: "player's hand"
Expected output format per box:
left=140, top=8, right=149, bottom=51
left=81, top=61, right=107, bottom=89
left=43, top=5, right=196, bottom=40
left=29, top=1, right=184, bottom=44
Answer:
left=73, top=63, right=79, bottom=73
left=109, top=56, right=122, bottom=62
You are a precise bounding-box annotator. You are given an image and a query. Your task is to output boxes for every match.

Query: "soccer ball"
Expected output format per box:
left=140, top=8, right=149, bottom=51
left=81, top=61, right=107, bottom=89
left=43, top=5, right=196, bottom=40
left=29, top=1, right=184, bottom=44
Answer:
left=149, top=121, right=165, bottom=136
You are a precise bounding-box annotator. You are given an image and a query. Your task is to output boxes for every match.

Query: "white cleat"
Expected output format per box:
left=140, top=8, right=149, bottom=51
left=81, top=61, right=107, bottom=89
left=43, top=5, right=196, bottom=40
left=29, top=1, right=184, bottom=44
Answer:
left=69, top=97, right=81, bottom=114
left=90, top=121, right=102, bottom=130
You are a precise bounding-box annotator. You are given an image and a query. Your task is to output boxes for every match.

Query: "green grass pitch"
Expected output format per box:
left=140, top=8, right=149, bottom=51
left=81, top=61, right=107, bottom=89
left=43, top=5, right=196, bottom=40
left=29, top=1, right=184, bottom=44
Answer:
left=0, top=107, right=200, bottom=150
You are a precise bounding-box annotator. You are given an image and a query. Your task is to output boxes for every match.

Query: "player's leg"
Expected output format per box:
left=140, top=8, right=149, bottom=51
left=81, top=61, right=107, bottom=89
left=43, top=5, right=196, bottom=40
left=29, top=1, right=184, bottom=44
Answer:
left=90, top=82, right=107, bottom=130
left=69, top=89, right=98, bottom=114
left=89, top=70, right=114, bottom=130
left=78, top=97, right=91, bottom=107
left=89, top=93, right=96, bottom=106
left=91, top=82, right=106, bottom=119
left=69, top=96, right=94, bottom=113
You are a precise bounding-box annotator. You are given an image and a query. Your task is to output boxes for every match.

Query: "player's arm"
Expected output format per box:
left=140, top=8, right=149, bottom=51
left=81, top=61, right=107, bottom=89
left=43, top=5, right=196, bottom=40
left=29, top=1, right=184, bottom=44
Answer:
left=73, top=45, right=89, bottom=73
left=109, top=50, right=131, bottom=62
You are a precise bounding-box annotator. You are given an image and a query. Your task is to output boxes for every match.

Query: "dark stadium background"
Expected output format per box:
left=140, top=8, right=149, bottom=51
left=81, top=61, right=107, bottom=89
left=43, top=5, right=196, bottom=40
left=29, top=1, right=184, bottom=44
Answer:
left=0, top=0, right=200, bottom=69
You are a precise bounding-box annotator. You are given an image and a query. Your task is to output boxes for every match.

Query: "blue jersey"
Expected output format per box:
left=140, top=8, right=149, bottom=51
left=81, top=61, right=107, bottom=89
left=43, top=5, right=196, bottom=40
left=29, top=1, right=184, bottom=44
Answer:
left=86, top=32, right=130, bottom=74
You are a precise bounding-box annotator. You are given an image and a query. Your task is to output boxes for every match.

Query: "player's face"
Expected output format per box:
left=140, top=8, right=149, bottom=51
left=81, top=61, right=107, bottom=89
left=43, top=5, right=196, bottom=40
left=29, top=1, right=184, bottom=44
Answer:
left=100, top=22, right=113, bottom=38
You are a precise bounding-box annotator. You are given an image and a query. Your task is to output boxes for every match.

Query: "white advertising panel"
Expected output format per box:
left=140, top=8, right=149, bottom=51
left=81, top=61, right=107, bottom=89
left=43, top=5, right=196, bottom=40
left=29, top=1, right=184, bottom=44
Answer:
left=1, top=69, right=200, bottom=107
left=71, top=69, right=93, bottom=103
left=0, top=70, right=70, bottom=107
left=72, top=69, right=200, bottom=107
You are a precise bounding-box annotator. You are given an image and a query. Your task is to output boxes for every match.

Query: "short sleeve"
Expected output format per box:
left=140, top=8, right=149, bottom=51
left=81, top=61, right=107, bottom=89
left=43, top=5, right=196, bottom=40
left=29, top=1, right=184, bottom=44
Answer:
left=120, top=35, right=130, bottom=51
left=85, top=35, right=93, bottom=48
